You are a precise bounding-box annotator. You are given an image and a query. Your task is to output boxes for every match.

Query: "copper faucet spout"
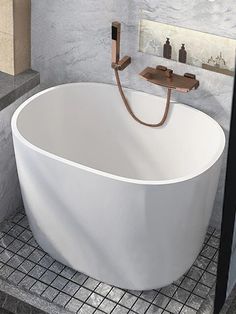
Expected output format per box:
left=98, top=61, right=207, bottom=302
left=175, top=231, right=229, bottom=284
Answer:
left=139, top=66, right=199, bottom=93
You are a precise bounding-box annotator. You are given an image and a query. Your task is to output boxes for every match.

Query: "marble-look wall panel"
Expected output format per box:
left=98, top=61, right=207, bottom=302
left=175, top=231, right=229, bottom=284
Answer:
left=0, top=86, right=40, bottom=222
left=31, top=0, right=236, bottom=228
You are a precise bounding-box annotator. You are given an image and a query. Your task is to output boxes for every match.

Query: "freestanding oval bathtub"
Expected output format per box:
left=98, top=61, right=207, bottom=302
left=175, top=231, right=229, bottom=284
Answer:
left=12, top=83, right=225, bottom=290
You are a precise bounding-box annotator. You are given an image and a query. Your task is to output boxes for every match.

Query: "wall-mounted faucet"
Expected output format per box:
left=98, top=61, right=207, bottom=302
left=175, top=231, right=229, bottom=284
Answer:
left=111, top=21, right=200, bottom=127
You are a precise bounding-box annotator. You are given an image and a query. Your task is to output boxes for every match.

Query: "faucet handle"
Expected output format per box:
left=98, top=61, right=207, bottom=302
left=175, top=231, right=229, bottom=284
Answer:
left=156, top=65, right=167, bottom=71
left=156, top=65, right=173, bottom=78
left=165, top=69, right=173, bottom=78
left=184, top=73, right=196, bottom=80
left=184, top=73, right=199, bottom=89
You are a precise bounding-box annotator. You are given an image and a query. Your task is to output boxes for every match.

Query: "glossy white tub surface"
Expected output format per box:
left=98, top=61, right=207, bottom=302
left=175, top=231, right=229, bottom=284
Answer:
left=11, top=83, right=225, bottom=290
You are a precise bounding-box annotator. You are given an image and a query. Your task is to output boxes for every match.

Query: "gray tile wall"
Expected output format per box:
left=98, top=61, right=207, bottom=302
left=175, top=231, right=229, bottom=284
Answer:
left=0, top=86, right=40, bottom=223
left=31, top=0, right=236, bottom=229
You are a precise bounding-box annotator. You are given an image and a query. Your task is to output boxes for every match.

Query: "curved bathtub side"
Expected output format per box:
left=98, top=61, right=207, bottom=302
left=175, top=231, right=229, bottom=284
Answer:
left=12, top=129, right=223, bottom=290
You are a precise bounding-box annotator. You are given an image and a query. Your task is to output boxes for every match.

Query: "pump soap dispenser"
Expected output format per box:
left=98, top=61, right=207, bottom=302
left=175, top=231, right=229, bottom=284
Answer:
left=163, top=38, right=172, bottom=59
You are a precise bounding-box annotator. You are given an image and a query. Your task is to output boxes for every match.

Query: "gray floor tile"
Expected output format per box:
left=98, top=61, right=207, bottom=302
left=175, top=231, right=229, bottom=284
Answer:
left=0, top=250, right=14, bottom=263
left=17, top=217, right=29, bottom=229
left=206, top=261, right=217, bottom=275
left=86, top=292, right=104, bottom=307
left=213, top=252, right=219, bottom=262
left=187, top=266, right=204, bottom=281
left=112, top=304, right=129, bottom=314
left=74, top=287, right=92, bottom=302
left=83, top=277, right=100, bottom=290
left=186, top=294, right=204, bottom=310
left=51, top=275, right=68, bottom=290
left=63, top=281, right=80, bottom=296
left=180, top=278, right=197, bottom=292
left=173, top=288, right=190, bottom=304
left=30, top=281, right=48, bottom=295
left=54, top=292, right=71, bottom=307
left=49, top=261, right=65, bottom=274
left=98, top=298, right=116, bottom=313
left=60, top=266, right=76, bottom=279
left=153, top=293, right=170, bottom=309
left=65, top=298, right=82, bottom=313
left=29, top=265, right=46, bottom=279
left=8, top=224, right=24, bottom=237
left=28, top=249, right=45, bottom=263
left=107, top=287, right=125, bottom=302
left=40, top=270, right=57, bottom=285
left=194, top=256, right=210, bottom=270
left=28, top=237, right=38, bottom=247
left=18, top=275, right=36, bottom=289
left=207, top=236, right=220, bottom=249
left=12, top=213, right=24, bottom=224
left=1, top=221, right=14, bottom=233
left=161, top=284, right=178, bottom=297
left=0, top=265, right=14, bottom=279
left=173, top=276, right=184, bottom=286
left=166, top=300, right=183, bottom=313
left=8, top=270, right=25, bottom=284
left=213, top=230, right=221, bottom=238
left=128, top=290, right=142, bottom=297
left=119, top=292, right=137, bottom=308
left=94, top=310, right=105, bottom=314
left=71, top=272, right=88, bottom=285
left=17, top=229, right=33, bottom=243
left=140, top=290, right=158, bottom=303
left=193, top=283, right=210, bottom=298
left=7, top=254, right=24, bottom=268
left=18, top=260, right=35, bottom=274
left=17, top=244, right=35, bottom=258
left=201, top=245, right=217, bottom=259
left=78, top=303, right=95, bottom=314
left=0, top=235, right=14, bottom=248
left=200, top=271, right=216, bottom=288
left=38, top=254, right=54, bottom=268
left=7, top=239, right=25, bottom=253
left=95, top=283, right=112, bottom=296
left=132, top=298, right=150, bottom=313
left=146, top=305, right=163, bottom=314
left=180, top=305, right=197, bottom=313
left=42, top=286, right=59, bottom=301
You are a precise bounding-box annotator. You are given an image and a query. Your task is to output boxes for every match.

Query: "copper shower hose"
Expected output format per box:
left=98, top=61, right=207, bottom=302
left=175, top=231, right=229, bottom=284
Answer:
left=114, top=68, right=171, bottom=127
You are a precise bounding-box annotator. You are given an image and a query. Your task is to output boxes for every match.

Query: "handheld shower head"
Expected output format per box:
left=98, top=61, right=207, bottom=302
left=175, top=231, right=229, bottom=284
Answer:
left=112, top=21, right=121, bottom=64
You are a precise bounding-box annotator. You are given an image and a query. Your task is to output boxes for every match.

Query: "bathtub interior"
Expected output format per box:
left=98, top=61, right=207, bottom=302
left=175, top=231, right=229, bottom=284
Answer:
left=15, top=83, right=225, bottom=182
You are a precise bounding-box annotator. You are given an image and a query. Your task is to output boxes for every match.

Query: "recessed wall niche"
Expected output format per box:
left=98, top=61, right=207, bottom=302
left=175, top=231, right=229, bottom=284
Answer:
left=139, top=18, right=236, bottom=77
left=0, top=0, right=31, bottom=75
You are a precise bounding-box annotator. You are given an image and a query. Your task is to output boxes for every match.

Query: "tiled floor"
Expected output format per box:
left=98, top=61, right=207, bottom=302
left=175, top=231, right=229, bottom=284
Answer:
left=0, top=210, right=220, bottom=314
left=0, top=290, right=46, bottom=314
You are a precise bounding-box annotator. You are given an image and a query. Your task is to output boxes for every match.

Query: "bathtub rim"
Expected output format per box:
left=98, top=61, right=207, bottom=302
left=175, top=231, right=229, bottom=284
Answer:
left=11, top=82, right=226, bottom=186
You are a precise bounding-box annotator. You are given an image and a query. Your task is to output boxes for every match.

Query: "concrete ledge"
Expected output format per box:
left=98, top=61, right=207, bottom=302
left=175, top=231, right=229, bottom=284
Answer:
left=0, top=69, right=40, bottom=112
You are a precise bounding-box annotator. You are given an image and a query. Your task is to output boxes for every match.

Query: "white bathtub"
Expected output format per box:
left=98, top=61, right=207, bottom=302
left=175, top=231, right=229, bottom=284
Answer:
left=11, top=83, right=225, bottom=290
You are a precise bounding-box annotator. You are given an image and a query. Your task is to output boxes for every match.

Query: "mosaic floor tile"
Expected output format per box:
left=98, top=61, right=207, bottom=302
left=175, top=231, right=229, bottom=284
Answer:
left=0, top=211, right=220, bottom=314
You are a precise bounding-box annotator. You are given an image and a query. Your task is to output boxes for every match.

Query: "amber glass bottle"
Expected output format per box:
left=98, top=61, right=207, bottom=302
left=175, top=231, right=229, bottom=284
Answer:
left=163, top=38, right=172, bottom=59
left=179, top=44, right=187, bottom=63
